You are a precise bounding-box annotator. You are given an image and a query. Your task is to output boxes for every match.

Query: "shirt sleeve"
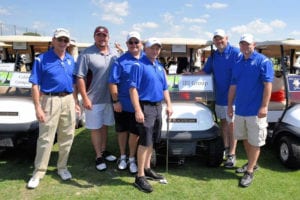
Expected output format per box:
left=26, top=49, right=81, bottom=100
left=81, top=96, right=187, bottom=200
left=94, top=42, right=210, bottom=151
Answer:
left=261, top=58, right=274, bottom=83
left=108, top=59, right=121, bottom=84
left=203, top=56, right=213, bottom=74
left=129, top=63, right=143, bottom=89
left=74, top=54, right=88, bottom=77
left=29, top=56, right=42, bottom=85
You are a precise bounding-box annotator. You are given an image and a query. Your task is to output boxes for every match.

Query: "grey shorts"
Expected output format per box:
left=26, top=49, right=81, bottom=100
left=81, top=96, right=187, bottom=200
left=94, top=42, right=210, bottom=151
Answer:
left=215, top=104, right=234, bottom=123
left=137, top=102, right=162, bottom=147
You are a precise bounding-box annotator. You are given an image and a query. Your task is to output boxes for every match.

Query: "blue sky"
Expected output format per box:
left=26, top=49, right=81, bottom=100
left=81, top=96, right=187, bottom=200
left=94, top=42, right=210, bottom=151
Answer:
left=0, top=0, right=299, bottom=47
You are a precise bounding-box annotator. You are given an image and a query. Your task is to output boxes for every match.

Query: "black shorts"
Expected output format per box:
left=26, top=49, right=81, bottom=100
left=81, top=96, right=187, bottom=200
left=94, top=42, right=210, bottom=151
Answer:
left=137, top=102, right=162, bottom=147
left=114, top=111, right=139, bottom=135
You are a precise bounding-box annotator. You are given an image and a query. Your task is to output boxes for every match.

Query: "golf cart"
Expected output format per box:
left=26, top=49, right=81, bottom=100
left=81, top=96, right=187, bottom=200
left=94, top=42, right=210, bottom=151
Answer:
left=256, top=40, right=300, bottom=169
left=152, top=38, right=224, bottom=168
left=0, top=67, right=38, bottom=150
left=0, top=36, right=86, bottom=151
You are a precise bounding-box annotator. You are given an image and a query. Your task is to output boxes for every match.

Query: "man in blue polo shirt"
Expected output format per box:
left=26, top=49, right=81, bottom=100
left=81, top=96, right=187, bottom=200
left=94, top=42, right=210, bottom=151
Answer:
left=194, top=29, right=241, bottom=168
left=109, top=31, right=144, bottom=174
left=129, top=38, right=173, bottom=193
left=27, top=28, right=80, bottom=189
left=228, top=34, right=274, bottom=187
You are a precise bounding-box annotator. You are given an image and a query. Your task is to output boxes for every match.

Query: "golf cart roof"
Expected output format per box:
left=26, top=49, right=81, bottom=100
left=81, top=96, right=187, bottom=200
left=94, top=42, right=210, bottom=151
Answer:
left=154, top=37, right=212, bottom=57
left=0, top=35, right=52, bottom=43
left=255, top=40, right=300, bottom=57
left=157, top=38, right=212, bottom=48
left=0, top=42, right=12, bottom=47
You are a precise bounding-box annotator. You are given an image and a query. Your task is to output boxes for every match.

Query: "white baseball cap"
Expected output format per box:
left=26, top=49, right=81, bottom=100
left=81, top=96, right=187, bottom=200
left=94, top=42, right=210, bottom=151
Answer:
left=126, top=31, right=141, bottom=42
left=213, top=29, right=226, bottom=38
left=240, top=33, right=254, bottom=44
left=145, top=38, right=162, bottom=48
left=53, top=28, right=70, bottom=39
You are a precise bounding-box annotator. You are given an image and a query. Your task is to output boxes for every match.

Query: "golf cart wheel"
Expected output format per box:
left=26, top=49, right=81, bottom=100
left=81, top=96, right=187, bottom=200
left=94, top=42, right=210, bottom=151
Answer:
left=278, top=136, right=300, bottom=169
left=206, top=136, right=224, bottom=167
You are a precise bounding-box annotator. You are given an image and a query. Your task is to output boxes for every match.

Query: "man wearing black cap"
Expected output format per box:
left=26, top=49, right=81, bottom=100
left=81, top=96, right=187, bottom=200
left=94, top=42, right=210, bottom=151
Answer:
left=74, top=26, right=118, bottom=171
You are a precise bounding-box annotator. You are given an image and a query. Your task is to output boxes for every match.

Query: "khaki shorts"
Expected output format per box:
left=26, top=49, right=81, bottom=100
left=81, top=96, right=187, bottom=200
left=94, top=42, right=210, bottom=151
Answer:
left=215, top=104, right=234, bottom=123
left=234, top=115, right=268, bottom=147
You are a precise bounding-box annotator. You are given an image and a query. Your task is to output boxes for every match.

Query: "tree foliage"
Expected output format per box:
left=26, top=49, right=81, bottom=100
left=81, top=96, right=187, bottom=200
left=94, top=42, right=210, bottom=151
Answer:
left=23, top=32, right=41, bottom=36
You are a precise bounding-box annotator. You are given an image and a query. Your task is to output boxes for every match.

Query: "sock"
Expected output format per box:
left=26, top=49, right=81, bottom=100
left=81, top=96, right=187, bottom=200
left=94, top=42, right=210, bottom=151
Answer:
left=129, top=157, right=135, bottom=162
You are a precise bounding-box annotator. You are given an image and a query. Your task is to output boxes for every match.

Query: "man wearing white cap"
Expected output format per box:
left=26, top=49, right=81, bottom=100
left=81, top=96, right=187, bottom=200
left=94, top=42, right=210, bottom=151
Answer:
left=109, top=31, right=144, bottom=174
left=228, top=34, right=274, bottom=187
left=194, top=29, right=241, bottom=168
left=27, top=28, right=80, bottom=189
left=129, top=38, right=173, bottom=193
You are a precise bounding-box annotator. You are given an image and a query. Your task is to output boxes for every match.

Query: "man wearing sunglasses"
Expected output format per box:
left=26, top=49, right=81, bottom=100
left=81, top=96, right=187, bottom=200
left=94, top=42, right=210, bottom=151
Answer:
left=109, top=31, right=144, bottom=174
left=27, top=28, right=80, bottom=189
left=75, top=26, right=119, bottom=171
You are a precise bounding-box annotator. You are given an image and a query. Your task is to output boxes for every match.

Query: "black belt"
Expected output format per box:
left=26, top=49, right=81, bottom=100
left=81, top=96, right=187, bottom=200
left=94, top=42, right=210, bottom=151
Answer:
left=140, top=101, right=161, bottom=106
left=43, top=92, right=71, bottom=97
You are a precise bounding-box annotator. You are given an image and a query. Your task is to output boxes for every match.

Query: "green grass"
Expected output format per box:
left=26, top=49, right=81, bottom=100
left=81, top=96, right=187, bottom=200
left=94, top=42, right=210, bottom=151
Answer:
left=0, top=127, right=300, bottom=200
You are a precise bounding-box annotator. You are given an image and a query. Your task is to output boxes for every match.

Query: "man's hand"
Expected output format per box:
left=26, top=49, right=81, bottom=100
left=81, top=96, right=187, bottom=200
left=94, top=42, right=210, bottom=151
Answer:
left=258, top=106, right=268, bottom=118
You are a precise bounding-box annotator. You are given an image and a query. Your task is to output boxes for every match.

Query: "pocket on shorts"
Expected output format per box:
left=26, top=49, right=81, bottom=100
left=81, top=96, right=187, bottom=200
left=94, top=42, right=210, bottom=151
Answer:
left=256, top=117, right=268, bottom=129
left=257, top=117, right=268, bottom=144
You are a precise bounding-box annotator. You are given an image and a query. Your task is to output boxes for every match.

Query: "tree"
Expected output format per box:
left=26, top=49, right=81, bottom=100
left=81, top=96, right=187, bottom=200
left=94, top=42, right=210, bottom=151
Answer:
left=23, top=32, right=41, bottom=36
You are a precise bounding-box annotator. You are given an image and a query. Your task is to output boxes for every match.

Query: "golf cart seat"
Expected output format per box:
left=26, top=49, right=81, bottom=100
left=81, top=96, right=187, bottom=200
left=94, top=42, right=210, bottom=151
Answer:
left=268, top=74, right=286, bottom=110
left=268, top=101, right=286, bottom=110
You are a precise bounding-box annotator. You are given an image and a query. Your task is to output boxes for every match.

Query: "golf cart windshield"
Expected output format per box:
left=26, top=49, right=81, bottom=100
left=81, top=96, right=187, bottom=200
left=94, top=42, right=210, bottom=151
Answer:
left=156, top=37, right=214, bottom=102
left=256, top=39, right=300, bottom=106
left=0, top=63, right=32, bottom=97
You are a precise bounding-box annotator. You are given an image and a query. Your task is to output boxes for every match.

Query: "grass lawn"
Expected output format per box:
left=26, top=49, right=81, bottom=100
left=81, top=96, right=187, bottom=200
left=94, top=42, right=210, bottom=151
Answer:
left=0, top=127, right=299, bottom=200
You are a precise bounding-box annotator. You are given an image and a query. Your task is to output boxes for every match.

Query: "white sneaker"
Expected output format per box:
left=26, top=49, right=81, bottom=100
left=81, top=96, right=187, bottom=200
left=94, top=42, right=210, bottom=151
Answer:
left=128, top=160, right=137, bottom=174
left=57, top=169, right=72, bottom=180
left=95, top=157, right=107, bottom=171
left=118, top=158, right=127, bottom=170
left=27, top=177, right=40, bottom=189
left=102, top=151, right=117, bottom=162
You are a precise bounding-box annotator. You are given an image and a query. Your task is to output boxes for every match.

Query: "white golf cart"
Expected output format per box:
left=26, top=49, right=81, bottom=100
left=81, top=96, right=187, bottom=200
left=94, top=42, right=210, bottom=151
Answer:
left=152, top=38, right=224, bottom=168
left=0, top=36, right=86, bottom=151
left=0, top=67, right=38, bottom=149
left=256, top=40, right=300, bottom=169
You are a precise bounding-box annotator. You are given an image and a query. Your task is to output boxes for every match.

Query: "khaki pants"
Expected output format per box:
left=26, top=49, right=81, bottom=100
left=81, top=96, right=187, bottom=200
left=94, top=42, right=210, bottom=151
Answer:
left=33, top=94, right=75, bottom=179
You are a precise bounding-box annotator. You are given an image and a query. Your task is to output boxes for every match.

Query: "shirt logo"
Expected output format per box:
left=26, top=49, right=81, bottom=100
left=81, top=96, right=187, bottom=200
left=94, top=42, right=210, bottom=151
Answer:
left=251, top=60, right=257, bottom=66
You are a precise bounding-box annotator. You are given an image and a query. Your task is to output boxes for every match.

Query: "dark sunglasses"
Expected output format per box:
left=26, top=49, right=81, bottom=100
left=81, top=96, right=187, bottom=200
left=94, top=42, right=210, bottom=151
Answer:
left=128, top=40, right=139, bottom=45
left=57, top=38, right=69, bottom=43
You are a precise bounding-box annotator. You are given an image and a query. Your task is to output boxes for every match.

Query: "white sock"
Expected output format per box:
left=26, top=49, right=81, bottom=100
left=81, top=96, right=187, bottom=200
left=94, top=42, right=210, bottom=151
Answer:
left=129, top=157, right=135, bottom=162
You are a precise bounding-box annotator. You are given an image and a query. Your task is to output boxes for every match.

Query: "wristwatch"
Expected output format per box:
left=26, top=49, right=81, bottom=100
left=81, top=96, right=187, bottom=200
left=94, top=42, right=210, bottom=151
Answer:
left=113, top=100, right=119, bottom=103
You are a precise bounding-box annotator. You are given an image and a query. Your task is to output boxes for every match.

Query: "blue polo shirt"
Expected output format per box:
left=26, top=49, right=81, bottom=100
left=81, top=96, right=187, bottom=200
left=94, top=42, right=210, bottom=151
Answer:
left=29, top=48, right=75, bottom=93
left=203, top=43, right=241, bottom=106
left=109, top=51, right=145, bottom=112
left=129, top=56, right=168, bottom=102
left=231, top=51, right=274, bottom=116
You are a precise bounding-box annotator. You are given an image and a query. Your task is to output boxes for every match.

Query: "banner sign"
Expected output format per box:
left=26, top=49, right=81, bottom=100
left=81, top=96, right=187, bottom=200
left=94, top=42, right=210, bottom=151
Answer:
left=167, top=75, right=213, bottom=92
